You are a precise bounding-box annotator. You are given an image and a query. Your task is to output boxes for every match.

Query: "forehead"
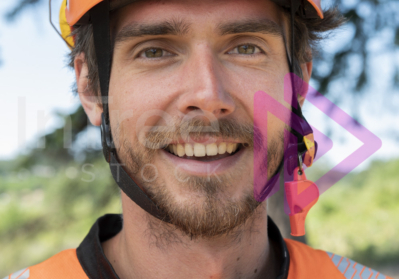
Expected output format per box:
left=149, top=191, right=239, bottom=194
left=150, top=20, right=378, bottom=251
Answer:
left=113, top=0, right=284, bottom=34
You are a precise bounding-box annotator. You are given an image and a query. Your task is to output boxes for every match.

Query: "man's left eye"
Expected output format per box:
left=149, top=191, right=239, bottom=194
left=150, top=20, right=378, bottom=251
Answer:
left=229, top=44, right=263, bottom=55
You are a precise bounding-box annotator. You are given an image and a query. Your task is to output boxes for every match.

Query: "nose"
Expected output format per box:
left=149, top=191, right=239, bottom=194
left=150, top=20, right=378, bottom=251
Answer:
left=176, top=45, right=235, bottom=118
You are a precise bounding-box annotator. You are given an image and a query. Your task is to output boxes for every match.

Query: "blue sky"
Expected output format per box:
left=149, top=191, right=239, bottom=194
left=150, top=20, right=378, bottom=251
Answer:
left=0, top=0, right=79, bottom=160
left=0, top=0, right=398, bottom=172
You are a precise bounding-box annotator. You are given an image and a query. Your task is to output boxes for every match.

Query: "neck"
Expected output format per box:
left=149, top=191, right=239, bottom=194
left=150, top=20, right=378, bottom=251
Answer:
left=103, top=193, right=278, bottom=279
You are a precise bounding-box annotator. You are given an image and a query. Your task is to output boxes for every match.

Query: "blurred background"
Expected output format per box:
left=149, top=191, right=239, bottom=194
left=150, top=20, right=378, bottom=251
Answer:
left=0, top=0, right=398, bottom=277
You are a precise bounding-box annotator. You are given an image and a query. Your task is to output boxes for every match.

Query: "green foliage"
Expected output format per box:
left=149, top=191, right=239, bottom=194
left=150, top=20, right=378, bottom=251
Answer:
left=0, top=157, right=121, bottom=276
left=314, top=0, right=399, bottom=95
left=16, top=106, right=100, bottom=169
left=307, top=159, right=399, bottom=267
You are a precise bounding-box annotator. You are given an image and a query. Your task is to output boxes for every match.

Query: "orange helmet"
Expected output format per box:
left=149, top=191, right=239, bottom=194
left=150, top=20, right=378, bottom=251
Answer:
left=58, top=0, right=324, bottom=48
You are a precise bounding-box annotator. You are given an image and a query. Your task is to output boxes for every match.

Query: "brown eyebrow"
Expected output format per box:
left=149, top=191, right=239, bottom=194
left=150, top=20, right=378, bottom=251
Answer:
left=218, top=19, right=283, bottom=37
left=115, top=19, right=191, bottom=44
left=114, top=18, right=283, bottom=46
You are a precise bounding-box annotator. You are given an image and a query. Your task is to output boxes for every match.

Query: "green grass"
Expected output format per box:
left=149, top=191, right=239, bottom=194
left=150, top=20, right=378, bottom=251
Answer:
left=306, top=159, right=399, bottom=266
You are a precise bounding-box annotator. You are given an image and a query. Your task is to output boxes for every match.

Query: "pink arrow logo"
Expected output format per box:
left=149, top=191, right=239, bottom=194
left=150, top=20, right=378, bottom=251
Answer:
left=253, top=73, right=382, bottom=208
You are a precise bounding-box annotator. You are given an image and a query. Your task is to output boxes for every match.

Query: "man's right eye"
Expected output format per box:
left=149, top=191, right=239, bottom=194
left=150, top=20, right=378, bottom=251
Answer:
left=139, top=48, right=170, bottom=58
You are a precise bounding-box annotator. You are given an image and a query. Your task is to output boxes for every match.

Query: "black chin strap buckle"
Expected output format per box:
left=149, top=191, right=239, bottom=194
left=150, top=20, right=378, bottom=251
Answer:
left=100, top=113, right=115, bottom=163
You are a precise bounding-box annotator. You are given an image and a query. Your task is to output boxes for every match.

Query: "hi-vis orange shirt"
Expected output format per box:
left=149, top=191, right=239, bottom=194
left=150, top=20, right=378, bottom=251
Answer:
left=3, top=215, right=392, bottom=279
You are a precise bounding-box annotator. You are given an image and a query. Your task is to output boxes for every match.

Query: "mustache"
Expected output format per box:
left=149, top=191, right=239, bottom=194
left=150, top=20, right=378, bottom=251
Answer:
left=141, top=118, right=262, bottom=150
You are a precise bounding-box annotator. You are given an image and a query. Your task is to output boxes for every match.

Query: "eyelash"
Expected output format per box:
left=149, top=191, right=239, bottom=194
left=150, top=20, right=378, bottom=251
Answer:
left=227, top=43, right=264, bottom=56
left=136, top=48, right=174, bottom=59
left=136, top=43, right=265, bottom=59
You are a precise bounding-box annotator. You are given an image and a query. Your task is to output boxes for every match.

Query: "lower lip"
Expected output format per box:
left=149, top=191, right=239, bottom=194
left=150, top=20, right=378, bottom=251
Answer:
left=161, top=147, right=245, bottom=176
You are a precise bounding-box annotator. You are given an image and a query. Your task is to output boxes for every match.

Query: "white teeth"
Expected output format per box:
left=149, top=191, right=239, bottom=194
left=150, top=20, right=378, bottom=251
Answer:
left=185, top=143, right=194, bottom=156
left=218, top=143, right=227, bottom=154
left=167, top=142, right=239, bottom=157
left=206, top=143, right=218, bottom=156
left=232, top=144, right=238, bottom=153
left=177, top=144, right=185, bottom=157
left=194, top=143, right=206, bottom=157
left=226, top=143, right=235, bottom=154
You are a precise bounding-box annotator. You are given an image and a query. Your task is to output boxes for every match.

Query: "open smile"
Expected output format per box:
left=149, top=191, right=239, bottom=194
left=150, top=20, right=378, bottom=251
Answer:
left=161, top=141, right=246, bottom=175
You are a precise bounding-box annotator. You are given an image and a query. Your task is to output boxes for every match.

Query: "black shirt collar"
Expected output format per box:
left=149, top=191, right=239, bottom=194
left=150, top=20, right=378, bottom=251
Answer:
left=77, top=214, right=290, bottom=279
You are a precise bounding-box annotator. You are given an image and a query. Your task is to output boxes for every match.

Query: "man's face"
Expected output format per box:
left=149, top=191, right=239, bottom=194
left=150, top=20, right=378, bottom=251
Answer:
left=105, top=0, right=294, bottom=237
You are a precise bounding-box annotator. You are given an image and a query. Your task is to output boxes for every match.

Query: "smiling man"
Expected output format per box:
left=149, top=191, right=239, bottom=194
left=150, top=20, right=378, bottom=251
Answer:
left=3, top=0, right=393, bottom=279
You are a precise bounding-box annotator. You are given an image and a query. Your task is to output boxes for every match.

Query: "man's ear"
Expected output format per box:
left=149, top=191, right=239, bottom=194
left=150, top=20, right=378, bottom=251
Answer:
left=298, top=60, right=313, bottom=107
left=74, top=53, right=102, bottom=126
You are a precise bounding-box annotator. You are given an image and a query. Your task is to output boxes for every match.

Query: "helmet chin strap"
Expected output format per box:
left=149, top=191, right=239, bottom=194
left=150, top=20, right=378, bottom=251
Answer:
left=91, top=0, right=170, bottom=222
left=272, top=0, right=317, bottom=179
left=91, top=0, right=316, bottom=223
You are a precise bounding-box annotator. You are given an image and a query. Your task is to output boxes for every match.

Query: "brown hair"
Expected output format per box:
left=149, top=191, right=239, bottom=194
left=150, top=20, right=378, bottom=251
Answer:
left=68, top=5, right=346, bottom=98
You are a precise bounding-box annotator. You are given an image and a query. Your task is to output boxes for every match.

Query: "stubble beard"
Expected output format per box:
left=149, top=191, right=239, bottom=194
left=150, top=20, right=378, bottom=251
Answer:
left=117, top=118, right=283, bottom=241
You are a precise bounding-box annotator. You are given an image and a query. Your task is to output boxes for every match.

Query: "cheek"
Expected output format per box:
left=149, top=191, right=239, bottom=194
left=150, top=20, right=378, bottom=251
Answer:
left=111, top=60, right=184, bottom=108
left=109, top=68, right=182, bottom=144
left=223, top=66, right=287, bottom=120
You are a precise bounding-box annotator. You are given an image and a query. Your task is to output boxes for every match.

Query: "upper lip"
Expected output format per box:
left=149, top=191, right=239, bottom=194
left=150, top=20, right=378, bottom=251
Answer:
left=166, top=137, right=242, bottom=145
